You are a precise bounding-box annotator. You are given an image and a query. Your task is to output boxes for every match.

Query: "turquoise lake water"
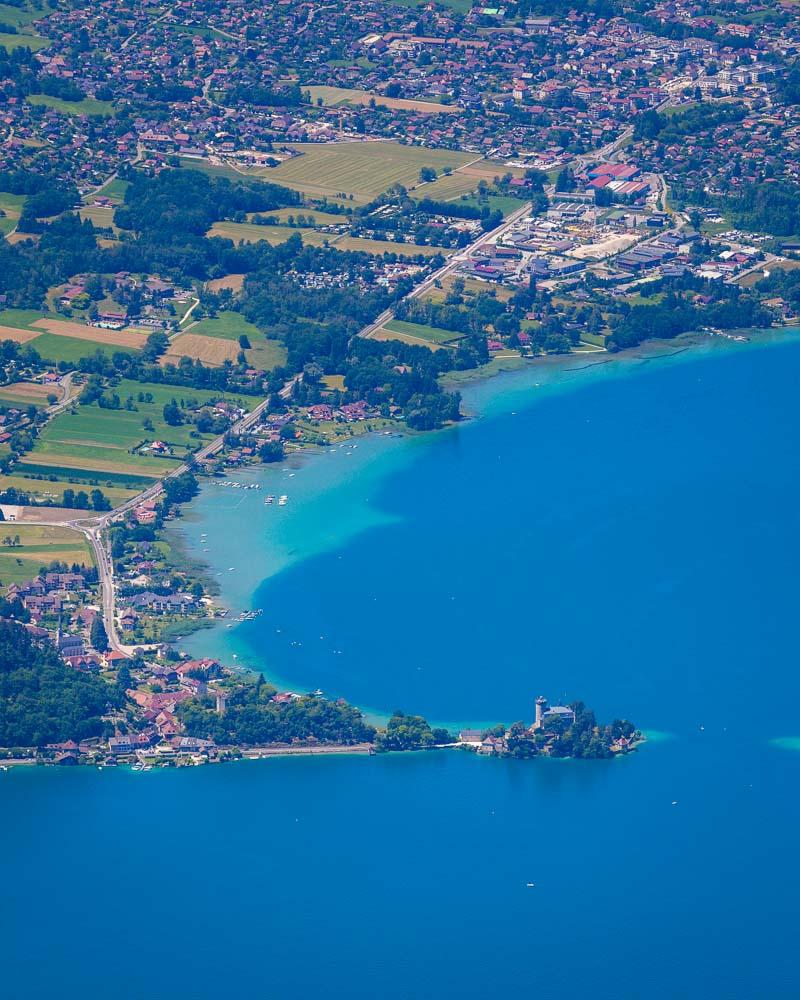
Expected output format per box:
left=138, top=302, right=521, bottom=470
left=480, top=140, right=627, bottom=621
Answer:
left=3, top=334, right=800, bottom=998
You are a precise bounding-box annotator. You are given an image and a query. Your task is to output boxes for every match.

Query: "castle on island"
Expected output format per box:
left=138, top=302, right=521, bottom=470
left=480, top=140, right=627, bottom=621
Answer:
left=533, top=695, right=575, bottom=731
left=458, top=696, right=577, bottom=753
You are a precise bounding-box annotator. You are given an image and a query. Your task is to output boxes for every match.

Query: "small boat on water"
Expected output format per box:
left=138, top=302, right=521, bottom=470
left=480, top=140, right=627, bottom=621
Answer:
left=265, top=495, right=275, bottom=505
left=278, top=495, right=288, bottom=506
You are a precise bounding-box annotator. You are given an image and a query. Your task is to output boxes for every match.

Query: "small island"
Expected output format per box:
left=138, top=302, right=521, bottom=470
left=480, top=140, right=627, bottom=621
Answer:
left=0, top=620, right=642, bottom=768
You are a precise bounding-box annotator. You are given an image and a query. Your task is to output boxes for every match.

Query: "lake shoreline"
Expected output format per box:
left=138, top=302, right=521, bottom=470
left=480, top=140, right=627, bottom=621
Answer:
left=168, top=326, right=800, bottom=715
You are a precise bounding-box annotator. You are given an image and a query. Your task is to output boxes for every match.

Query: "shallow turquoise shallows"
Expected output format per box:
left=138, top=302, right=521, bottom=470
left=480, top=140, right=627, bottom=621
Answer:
left=4, top=334, right=800, bottom=999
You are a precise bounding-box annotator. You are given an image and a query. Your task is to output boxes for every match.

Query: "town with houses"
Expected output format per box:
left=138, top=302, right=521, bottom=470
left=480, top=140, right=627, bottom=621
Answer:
left=1, top=0, right=799, bottom=764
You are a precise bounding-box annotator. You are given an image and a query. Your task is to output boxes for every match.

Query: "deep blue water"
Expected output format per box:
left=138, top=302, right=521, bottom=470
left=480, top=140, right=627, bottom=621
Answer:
left=3, top=339, right=800, bottom=999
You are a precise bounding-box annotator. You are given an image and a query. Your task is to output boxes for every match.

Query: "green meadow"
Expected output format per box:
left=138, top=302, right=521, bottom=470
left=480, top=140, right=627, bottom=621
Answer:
left=192, top=311, right=263, bottom=341
left=383, top=319, right=464, bottom=345
left=30, top=333, right=139, bottom=366
left=0, top=30, right=48, bottom=52
left=27, top=94, right=115, bottom=116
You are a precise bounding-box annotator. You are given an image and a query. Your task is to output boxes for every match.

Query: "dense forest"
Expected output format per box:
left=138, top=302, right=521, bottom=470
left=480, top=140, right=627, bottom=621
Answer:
left=0, top=622, right=112, bottom=747
left=725, top=181, right=800, bottom=238
left=608, top=277, right=771, bottom=350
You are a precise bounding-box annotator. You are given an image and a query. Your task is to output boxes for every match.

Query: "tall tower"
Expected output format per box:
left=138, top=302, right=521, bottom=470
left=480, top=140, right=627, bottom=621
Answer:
left=534, top=696, right=548, bottom=730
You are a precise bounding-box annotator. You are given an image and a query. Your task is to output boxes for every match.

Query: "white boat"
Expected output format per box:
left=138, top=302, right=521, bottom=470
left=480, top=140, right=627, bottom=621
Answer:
left=278, top=495, right=288, bottom=506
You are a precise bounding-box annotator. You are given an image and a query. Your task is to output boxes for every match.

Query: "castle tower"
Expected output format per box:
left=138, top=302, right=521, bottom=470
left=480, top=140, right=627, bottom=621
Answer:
left=534, top=696, right=548, bottom=730
left=215, top=692, right=227, bottom=716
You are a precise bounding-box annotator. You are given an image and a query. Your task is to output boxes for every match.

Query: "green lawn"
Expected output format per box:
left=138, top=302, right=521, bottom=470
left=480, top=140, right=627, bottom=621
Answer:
left=30, top=333, right=139, bottom=366
left=383, top=319, right=463, bottom=344
left=0, top=2, right=43, bottom=28
left=179, top=158, right=246, bottom=181
left=192, top=311, right=263, bottom=341
left=456, top=194, right=524, bottom=217
left=88, top=177, right=130, bottom=203
left=27, top=94, right=115, bottom=116
left=0, top=30, right=48, bottom=51
left=246, top=340, right=288, bottom=372
left=0, top=308, right=53, bottom=330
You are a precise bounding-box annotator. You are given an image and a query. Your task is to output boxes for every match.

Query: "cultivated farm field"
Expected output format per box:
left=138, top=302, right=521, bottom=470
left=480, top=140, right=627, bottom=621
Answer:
left=306, top=85, right=458, bottom=115
left=206, top=273, right=246, bottom=294
left=0, top=525, right=94, bottom=589
left=258, top=141, right=474, bottom=203
left=161, top=333, right=239, bottom=367
left=0, top=382, right=55, bottom=407
left=209, top=221, right=332, bottom=246
left=18, top=380, right=263, bottom=487
left=0, top=472, right=139, bottom=507
left=0, top=310, right=146, bottom=363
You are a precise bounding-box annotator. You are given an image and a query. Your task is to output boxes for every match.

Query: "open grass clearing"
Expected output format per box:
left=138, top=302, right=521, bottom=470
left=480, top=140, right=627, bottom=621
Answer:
left=261, top=206, right=349, bottom=226
left=78, top=204, right=120, bottom=232
left=191, top=311, right=261, bottom=341
left=369, top=326, right=446, bottom=350
left=0, top=29, right=48, bottom=51
left=0, top=2, right=43, bottom=28
left=422, top=274, right=514, bottom=304
left=306, top=85, right=457, bottom=115
left=332, top=235, right=450, bottom=257
left=26, top=94, right=114, bottom=116
left=255, top=141, right=474, bottom=204
left=0, top=524, right=94, bottom=588
left=29, top=333, right=139, bottom=365
left=0, top=473, right=139, bottom=505
left=206, top=273, right=246, bottom=294
left=0, top=308, right=54, bottom=330
left=209, top=221, right=332, bottom=246
left=245, top=339, right=288, bottom=372
left=87, top=177, right=129, bottom=203
left=384, top=318, right=463, bottom=345
left=179, top=157, right=247, bottom=181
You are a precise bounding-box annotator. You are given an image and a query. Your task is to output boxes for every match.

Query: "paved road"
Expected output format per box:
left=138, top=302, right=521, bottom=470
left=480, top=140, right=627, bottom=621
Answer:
left=359, top=200, right=533, bottom=340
